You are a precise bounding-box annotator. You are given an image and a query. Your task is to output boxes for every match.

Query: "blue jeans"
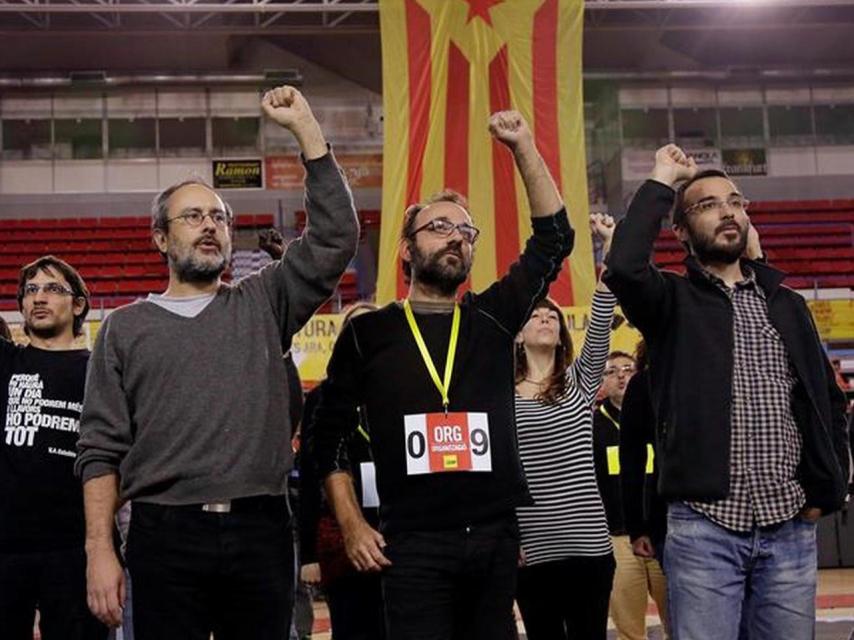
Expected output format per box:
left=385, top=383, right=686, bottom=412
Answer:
left=664, top=502, right=817, bottom=640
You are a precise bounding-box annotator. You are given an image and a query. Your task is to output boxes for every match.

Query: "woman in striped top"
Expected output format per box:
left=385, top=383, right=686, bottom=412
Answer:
left=514, top=213, right=617, bottom=640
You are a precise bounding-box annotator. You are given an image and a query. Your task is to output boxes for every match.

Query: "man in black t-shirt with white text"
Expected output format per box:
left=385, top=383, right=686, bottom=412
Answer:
left=0, top=255, right=106, bottom=640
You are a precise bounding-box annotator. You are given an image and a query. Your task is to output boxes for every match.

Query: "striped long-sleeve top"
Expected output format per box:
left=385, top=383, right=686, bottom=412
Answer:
left=515, top=290, right=616, bottom=566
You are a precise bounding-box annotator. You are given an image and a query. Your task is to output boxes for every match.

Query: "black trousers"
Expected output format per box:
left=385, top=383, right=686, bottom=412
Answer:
left=126, top=497, right=294, bottom=640
left=326, top=572, right=385, bottom=640
left=516, top=553, right=616, bottom=640
left=0, top=547, right=108, bottom=640
left=381, top=515, right=519, bottom=640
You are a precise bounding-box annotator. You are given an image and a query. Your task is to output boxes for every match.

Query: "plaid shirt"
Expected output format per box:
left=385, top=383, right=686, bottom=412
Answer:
left=687, top=268, right=805, bottom=532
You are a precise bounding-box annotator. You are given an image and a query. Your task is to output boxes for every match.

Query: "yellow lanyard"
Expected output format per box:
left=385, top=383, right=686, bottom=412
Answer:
left=403, top=299, right=461, bottom=414
left=357, top=425, right=371, bottom=443
left=599, top=403, right=619, bottom=429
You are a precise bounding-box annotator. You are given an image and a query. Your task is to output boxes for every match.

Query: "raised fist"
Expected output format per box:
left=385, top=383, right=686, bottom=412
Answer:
left=651, top=144, right=697, bottom=187
left=590, top=212, right=616, bottom=253
left=590, top=212, right=615, bottom=240
left=262, top=86, right=317, bottom=134
left=488, top=110, right=533, bottom=151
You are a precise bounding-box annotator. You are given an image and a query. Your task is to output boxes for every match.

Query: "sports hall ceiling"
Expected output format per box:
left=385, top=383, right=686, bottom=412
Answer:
left=1, top=0, right=854, bottom=91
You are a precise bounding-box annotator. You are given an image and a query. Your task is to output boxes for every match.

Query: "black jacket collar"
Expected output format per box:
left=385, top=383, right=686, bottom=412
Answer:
left=683, top=255, right=787, bottom=296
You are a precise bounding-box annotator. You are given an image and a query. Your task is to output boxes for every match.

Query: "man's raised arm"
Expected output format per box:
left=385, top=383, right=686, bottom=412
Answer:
left=603, top=144, right=696, bottom=336
left=488, top=111, right=563, bottom=218
left=257, top=86, right=360, bottom=345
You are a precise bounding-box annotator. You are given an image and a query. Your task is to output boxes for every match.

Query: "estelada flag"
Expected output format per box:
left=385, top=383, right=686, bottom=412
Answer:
left=376, top=0, right=594, bottom=306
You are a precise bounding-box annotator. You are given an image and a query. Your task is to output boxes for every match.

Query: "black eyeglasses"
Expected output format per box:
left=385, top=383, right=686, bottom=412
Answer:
left=167, top=209, right=232, bottom=228
left=23, top=283, right=75, bottom=297
left=409, top=218, right=480, bottom=244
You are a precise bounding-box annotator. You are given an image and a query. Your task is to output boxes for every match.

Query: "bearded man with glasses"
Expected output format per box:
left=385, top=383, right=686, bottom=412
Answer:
left=311, top=110, right=575, bottom=640
left=604, top=144, right=850, bottom=640
left=0, top=256, right=107, bottom=640
left=75, top=86, right=359, bottom=640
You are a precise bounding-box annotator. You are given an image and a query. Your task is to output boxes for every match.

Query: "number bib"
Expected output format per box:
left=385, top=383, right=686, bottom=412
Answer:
left=403, top=412, right=492, bottom=475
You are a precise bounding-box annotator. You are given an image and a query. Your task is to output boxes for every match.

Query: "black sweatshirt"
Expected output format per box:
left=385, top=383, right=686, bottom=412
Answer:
left=0, top=341, right=90, bottom=552
left=313, top=211, right=575, bottom=533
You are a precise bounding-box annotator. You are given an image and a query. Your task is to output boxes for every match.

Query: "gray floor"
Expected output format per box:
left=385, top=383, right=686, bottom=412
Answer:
left=816, top=621, right=854, bottom=640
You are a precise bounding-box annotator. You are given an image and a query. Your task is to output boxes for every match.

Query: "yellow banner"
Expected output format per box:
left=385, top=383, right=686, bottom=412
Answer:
left=289, top=314, right=343, bottom=383
left=807, top=299, right=854, bottom=341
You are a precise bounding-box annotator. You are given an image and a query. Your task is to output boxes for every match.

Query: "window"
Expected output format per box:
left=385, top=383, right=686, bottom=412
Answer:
left=212, top=117, right=259, bottom=156
left=719, top=107, right=764, bottom=148
left=158, top=117, right=206, bottom=157
left=54, top=118, right=102, bottom=159
left=768, top=106, right=813, bottom=146
left=814, top=105, right=854, bottom=145
left=1, top=119, right=51, bottom=160
left=108, top=118, right=156, bottom=158
left=621, top=108, right=669, bottom=149
left=673, top=108, right=718, bottom=148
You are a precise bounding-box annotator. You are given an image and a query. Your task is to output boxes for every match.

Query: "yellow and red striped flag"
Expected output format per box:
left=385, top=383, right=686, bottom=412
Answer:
left=376, top=0, right=594, bottom=307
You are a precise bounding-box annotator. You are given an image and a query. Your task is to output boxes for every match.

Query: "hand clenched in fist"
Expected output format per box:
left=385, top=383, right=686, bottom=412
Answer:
left=262, top=86, right=314, bottom=131
left=590, top=212, right=616, bottom=254
left=488, top=110, right=533, bottom=153
left=262, top=85, right=327, bottom=160
left=650, top=144, right=698, bottom=187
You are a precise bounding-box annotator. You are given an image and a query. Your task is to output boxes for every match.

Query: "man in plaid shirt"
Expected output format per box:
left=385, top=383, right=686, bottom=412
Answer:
left=605, top=144, right=850, bottom=640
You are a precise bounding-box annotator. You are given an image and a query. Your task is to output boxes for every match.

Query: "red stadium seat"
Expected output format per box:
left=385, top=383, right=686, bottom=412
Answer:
left=89, top=281, right=118, bottom=295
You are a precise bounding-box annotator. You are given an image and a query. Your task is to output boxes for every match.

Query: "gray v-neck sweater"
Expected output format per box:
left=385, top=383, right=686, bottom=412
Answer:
left=75, top=151, right=359, bottom=505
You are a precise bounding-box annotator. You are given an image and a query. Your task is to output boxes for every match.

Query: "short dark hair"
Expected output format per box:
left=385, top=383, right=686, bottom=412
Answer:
left=672, top=169, right=734, bottom=227
left=400, top=190, right=471, bottom=283
left=17, top=255, right=90, bottom=337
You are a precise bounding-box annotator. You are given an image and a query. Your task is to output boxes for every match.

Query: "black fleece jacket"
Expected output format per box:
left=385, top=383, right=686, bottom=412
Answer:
left=604, top=180, right=849, bottom=514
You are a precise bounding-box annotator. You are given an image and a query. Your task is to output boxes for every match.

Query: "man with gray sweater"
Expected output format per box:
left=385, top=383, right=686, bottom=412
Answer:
left=74, top=86, right=359, bottom=640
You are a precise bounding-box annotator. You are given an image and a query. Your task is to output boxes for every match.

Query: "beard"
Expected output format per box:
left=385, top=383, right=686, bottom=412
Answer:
left=169, top=236, right=231, bottom=283
left=409, top=241, right=472, bottom=296
left=686, top=220, right=748, bottom=265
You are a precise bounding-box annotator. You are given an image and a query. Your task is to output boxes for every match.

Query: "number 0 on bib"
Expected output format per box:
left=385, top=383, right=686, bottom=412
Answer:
left=404, top=412, right=492, bottom=475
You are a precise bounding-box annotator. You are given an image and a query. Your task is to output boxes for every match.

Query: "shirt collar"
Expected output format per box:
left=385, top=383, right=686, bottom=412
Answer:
left=700, top=262, right=763, bottom=297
